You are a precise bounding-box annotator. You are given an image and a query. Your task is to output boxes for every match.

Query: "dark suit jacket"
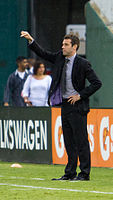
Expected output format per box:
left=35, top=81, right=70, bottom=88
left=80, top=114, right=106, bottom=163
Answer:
left=4, top=71, right=28, bottom=106
left=29, top=41, right=102, bottom=114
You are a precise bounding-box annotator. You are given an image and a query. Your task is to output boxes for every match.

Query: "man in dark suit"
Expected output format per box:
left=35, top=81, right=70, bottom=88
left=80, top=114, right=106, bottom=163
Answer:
left=20, top=31, right=102, bottom=181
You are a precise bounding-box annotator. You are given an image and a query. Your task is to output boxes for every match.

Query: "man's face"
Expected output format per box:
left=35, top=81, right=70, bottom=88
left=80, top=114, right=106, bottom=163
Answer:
left=62, top=39, right=77, bottom=58
left=20, top=59, right=28, bottom=70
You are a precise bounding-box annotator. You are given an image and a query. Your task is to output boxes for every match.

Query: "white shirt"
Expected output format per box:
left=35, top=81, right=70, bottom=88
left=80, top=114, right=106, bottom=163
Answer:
left=29, top=66, right=34, bottom=74
left=15, top=70, right=28, bottom=79
left=22, top=75, right=52, bottom=106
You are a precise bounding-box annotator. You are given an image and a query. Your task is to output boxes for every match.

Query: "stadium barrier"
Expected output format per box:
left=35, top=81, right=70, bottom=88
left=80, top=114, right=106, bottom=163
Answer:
left=0, top=107, right=113, bottom=167
left=86, top=2, right=113, bottom=108
left=0, top=107, right=52, bottom=164
left=52, top=108, right=113, bottom=168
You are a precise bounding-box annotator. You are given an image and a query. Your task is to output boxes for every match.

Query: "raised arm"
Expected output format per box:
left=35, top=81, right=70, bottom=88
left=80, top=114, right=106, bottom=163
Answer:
left=20, top=31, right=59, bottom=64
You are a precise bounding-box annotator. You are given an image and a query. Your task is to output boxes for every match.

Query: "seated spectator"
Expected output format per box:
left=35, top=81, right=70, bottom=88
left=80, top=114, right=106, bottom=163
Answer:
left=22, top=60, right=52, bottom=106
left=3, top=56, right=29, bottom=106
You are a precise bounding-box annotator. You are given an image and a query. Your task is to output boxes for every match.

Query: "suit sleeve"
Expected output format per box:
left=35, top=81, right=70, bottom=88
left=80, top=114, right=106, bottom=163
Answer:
left=3, top=75, right=13, bottom=103
left=29, top=41, right=58, bottom=64
left=79, top=61, right=102, bottom=99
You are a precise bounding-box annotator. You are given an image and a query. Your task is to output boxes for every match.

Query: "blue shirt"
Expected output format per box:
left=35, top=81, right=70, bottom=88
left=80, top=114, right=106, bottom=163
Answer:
left=63, top=53, right=79, bottom=98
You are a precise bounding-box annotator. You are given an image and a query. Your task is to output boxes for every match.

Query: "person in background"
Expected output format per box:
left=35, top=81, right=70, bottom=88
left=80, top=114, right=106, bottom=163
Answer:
left=27, top=58, right=36, bottom=74
left=4, top=56, right=29, bottom=106
left=22, top=60, right=52, bottom=106
left=20, top=31, right=102, bottom=181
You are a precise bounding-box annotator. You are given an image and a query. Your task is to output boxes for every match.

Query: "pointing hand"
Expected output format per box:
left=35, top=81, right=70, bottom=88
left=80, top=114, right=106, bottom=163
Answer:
left=20, top=31, right=34, bottom=43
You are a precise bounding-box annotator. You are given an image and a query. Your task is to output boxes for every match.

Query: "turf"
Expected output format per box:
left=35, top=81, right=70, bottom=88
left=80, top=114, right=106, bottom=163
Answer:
left=0, top=162, right=113, bottom=200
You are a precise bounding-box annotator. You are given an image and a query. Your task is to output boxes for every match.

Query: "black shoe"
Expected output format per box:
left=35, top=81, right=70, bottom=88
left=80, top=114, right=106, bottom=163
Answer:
left=51, top=175, right=69, bottom=181
left=71, top=174, right=90, bottom=181
left=69, top=175, right=77, bottom=181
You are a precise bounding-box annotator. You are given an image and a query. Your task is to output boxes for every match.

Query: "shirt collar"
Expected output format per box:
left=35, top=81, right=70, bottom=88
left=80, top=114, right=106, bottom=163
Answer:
left=66, top=53, right=76, bottom=63
left=15, top=69, right=28, bottom=75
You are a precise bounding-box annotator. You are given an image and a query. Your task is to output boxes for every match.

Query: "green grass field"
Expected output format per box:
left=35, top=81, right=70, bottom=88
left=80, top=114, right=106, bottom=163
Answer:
left=0, top=162, right=113, bottom=200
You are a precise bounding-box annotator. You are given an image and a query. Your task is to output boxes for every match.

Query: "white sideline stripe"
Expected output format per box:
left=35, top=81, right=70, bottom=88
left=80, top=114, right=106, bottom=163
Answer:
left=0, top=175, right=44, bottom=181
left=31, top=178, right=44, bottom=180
left=0, top=183, right=113, bottom=195
left=10, top=176, right=44, bottom=181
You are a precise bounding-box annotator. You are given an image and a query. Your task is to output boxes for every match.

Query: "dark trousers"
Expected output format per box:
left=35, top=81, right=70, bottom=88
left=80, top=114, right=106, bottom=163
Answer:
left=61, top=99, right=91, bottom=178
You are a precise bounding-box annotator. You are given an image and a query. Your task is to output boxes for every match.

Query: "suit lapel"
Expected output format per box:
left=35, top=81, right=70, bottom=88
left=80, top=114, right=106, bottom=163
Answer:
left=72, top=54, right=79, bottom=78
left=71, top=55, right=80, bottom=91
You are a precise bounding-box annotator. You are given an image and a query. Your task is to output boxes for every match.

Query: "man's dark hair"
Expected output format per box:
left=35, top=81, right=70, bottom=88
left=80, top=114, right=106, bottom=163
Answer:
left=16, top=56, right=26, bottom=65
left=33, top=60, right=46, bottom=75
left=63, top=34, right=80, bottom=51
left=28, top=58, right=36, bottom=66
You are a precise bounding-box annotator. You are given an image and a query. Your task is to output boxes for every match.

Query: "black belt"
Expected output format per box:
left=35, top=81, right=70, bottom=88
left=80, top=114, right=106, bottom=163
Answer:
left=62, top=98, right=78, bottom=108
left=62, top=98, right=68, bottom=102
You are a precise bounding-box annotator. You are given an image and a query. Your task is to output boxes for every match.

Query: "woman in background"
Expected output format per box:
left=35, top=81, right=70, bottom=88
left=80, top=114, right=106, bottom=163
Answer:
left=22, top=60, right=52, bottom=106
